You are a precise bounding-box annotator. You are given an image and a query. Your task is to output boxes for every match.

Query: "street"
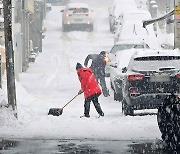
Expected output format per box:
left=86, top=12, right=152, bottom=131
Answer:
left=0, top=139, right=170, bottom=154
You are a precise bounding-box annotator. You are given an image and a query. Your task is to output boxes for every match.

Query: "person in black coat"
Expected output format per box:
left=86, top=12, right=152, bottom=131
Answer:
left=84, top=51, right=110, bottom=97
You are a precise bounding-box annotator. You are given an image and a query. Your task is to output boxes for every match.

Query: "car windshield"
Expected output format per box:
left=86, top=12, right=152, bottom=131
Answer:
left=68, top=8, right=89, bottom=13
left=131, top=56, right=180, bottom=72
left=110, top=44, right=149, bottom=54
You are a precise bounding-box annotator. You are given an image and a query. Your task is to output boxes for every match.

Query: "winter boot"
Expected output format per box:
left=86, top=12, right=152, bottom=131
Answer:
left=99, top=112, right=104, bottom=117
left=84, top=114, right=90, bottom=118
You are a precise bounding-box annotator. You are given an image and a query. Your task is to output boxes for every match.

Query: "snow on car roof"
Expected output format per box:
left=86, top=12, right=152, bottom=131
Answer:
left=123, top=9, right=151, bottom=15
left=67, top=3, right=89, bottom=9
left=115, top=38, right=146, bottom=45
left=114, top=0, right=137, bottom=6
left=118, top=20, right=157, bottom=39
left=122, top=10, right=152, bottom=21
left=111, top=0, right=138, bottom=17
left=115, top=48, right=137, bottom=68
left=113, top=3, right=137, bottom=17
left=116, top=48, right=137, bottom=59
left=116, top=20, right=159, bottom=49
left=133, top=49, right=180, bottom=59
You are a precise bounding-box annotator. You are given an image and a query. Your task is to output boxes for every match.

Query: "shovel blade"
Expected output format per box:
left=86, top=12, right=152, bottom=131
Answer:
left=48, top=108, right=63, bottom=116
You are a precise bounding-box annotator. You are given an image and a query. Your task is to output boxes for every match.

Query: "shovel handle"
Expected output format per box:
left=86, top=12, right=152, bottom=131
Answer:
left=62, top=94, right=79, bottom=109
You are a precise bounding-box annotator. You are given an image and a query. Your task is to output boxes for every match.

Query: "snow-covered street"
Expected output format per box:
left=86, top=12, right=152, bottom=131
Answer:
left=0, top=0, right=161, bottom=142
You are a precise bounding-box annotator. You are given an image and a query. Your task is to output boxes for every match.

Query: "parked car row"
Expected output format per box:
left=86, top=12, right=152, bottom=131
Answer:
left=108, top=0, right=159, bottom=48
left=105, top=0, right=180, bottom=116
left=108, top=0, right=137, bottom=33
left=110, top=49, right=180, bottom=115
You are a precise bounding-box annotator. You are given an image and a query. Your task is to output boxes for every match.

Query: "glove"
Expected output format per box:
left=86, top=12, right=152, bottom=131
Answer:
left=78, top=90, right=83, bottom=95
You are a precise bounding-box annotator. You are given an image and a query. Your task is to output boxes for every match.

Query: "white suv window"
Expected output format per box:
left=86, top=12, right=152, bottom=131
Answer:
left=68, top=8, right=89, bottom=13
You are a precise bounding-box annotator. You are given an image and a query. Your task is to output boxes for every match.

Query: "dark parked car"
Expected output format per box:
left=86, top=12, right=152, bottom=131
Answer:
left=121, top=49, right=180, bottom=115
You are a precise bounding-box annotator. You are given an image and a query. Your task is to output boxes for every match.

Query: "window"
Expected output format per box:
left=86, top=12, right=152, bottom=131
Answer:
left=131, top=56, right=180, bottom=71
left=68, top=8, right=89, bottom=13
left=110, top=43, right=149, bottom=54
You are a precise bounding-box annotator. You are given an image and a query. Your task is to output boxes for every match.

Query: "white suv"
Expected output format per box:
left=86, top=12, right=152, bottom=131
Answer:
left=61, top=3, right=93, bottom=32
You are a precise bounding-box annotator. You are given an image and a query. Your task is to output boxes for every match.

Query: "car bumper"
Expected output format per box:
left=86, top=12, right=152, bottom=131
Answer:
left=64, top=20, right=93, bottom=25
left=63, top=23, right=93, bottom=30
left=127, top=93, right=173, bottom=110
left=64, top=23, right=93, bottom=26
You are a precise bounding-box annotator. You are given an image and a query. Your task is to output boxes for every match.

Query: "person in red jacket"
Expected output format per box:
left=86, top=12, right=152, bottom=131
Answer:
left=76, top=62, right=104, bottom=118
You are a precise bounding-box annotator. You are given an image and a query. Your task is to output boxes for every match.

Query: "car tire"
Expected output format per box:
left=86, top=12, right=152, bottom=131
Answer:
left=31, top=58, right=35, bottom=62
left=113, top=80, right=123, bottom=101
left=29, top=58, right=35, bottom=63
left=88, top=24, right=93, bottom=32
left=62, top=24, right=65, bottom=32
left=114, top=91, right=119, bottom=101
left=62, top=24, right=69, bottom=32
left=114, top=91, right=123, bottom=102
left=122, top=99, right=134, bottom=116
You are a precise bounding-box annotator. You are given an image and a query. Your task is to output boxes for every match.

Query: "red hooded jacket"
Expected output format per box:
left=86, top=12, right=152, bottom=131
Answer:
left=77, top=67, right=102, bottom=98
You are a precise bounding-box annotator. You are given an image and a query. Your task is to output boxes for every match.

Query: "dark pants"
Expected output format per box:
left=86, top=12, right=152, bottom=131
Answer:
left=84, top=93, right=104, bottom=116
left=95, top=75, right=109, bottom=97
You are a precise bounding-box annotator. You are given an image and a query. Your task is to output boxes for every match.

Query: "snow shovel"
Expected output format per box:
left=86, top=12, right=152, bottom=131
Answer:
left=48, top=93, right=79, bottom=116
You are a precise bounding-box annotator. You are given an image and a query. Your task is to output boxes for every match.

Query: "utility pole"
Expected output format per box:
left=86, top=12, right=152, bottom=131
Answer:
left=175, top=0, right=180, bottom=49
left=3, top=0, right=17, bottom=118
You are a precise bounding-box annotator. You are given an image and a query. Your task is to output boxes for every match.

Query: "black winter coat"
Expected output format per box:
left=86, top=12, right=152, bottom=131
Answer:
left=90, top=55, right=106, bottom=78
left=84, top=54, right=106, bottom=78
left=84, top=54, right=98, bottom=67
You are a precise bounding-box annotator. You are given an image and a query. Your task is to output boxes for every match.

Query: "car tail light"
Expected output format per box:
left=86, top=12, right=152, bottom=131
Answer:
left=65, top=13, right=72, bottom=17
left=127, top=74, right=144, bottom=81
left=86, top=13, right=91, bottom=16
left=176, top=73, right=180, bottom=79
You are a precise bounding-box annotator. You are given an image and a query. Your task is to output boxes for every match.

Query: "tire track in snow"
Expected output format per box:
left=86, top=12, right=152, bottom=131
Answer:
left=43, top=54, right=71, bottom=92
